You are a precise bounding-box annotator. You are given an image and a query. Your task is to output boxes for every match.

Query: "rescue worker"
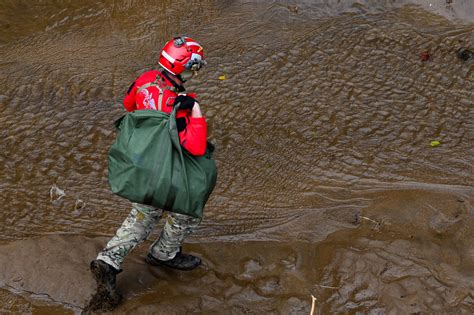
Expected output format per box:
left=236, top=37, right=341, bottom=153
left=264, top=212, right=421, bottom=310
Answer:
left=87, top=36, right=208, bottom=311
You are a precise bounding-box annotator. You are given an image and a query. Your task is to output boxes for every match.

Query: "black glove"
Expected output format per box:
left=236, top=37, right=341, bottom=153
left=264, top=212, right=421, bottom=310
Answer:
left=174, top=95, right=195, bottom=110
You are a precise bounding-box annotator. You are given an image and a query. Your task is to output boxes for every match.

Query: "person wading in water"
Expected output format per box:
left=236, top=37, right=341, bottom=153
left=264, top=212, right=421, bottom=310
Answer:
left=86, top=36, right=209, bottom=312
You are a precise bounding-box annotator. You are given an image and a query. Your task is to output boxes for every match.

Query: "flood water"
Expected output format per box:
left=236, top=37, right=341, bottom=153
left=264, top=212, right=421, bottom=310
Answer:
left=0, top=0, right=473, bottom=314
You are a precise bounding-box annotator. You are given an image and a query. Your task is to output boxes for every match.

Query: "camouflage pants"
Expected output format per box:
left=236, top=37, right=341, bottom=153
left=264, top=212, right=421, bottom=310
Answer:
left=96, top=203, right=201, bottom=271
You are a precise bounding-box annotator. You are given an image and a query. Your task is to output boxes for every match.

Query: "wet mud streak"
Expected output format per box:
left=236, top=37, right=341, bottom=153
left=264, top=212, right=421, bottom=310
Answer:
left=84, top=290, right=121, bottom=314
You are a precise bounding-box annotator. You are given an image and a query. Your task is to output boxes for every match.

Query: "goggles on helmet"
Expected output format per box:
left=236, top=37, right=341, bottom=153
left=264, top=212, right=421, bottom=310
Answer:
left=179, top=53, right=207, bottom=82
left=185, top=53, right=207, bottom=71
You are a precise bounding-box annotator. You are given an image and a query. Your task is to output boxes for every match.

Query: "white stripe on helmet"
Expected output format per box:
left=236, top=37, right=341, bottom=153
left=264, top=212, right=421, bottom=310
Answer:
left=186, top=41, right=201, bottom=48
left=161, top=50, right=175, bottom=63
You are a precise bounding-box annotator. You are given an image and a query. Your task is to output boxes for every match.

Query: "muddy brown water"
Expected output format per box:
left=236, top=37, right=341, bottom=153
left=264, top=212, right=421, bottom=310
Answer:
left=0, top=0, right=473, bottom=314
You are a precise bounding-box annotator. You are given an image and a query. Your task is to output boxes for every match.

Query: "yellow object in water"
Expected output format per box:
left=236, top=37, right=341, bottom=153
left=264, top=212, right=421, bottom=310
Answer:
left=218, top=75, right=226, bottom=80
left=430, top=140, right=440, bottom=147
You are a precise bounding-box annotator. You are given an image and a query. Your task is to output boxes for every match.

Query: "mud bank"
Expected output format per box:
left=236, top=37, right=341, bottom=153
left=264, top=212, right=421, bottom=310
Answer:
left=0, top=187, right=472, bottom=314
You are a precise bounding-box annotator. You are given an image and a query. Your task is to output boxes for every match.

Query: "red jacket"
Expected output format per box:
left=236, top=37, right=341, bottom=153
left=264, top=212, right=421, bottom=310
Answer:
left=123, top=70, right=207, bottom=156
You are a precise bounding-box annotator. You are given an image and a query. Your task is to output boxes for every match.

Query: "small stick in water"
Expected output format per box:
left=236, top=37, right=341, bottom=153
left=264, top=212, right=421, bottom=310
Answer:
left=310, top=295, right=317, bottom=315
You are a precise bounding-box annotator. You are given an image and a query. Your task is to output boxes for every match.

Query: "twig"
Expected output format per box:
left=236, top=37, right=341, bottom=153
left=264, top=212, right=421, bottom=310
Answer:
left=359, top=216, right=379, bottom=225
left=310, top=295, right=317, bottom=315
left=314, top=283, right=339, bottom=289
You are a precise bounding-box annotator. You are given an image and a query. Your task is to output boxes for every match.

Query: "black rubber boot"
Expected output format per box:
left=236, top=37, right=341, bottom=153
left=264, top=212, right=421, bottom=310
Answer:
left=84, top=260, right=122, bottom=313
left=145, top=248, right=201, bottom=271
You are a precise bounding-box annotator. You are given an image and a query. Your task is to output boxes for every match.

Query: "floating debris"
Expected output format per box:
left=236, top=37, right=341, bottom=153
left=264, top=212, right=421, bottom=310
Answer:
left=420, top=51, right=430, bottom=61
left=456, top=47, right=473, bottom=61
left=218, top=75, right=226, bottom=80
left=430, top=140, right=441, bottom=147
left=50, top=184, right=65, bottom=201
left=74, top=199, right=86, bottom=211
left=288, top=5, right=298, bottom=13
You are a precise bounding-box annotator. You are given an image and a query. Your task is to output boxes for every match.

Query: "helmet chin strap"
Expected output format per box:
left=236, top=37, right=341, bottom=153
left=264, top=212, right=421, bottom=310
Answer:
left=161, top=69, right=185, bottom=92
left=177, top=74, right=187, bottom=83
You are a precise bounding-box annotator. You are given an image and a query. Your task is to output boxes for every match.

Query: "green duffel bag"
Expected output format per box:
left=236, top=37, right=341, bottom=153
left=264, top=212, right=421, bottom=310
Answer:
left=107, top=105, right=217, bottom=218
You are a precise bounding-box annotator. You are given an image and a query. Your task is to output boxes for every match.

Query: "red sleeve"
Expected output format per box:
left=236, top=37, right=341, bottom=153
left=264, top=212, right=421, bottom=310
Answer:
left=123, top=81, right=138, bottom=112
left=179, top=116, right=207, bottom=156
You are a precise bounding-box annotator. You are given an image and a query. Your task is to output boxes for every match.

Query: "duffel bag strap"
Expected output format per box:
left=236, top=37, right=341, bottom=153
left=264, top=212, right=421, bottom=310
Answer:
left=136, top=75, right=172, bottom=111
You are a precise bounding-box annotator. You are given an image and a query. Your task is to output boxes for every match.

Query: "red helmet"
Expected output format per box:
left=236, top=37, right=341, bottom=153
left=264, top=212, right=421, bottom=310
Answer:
left=158, top=36, right=206, bottom=75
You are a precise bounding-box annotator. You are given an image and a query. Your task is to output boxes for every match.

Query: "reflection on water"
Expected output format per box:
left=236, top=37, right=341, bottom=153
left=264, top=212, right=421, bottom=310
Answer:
left=0, top=0, right=473, bottom=313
